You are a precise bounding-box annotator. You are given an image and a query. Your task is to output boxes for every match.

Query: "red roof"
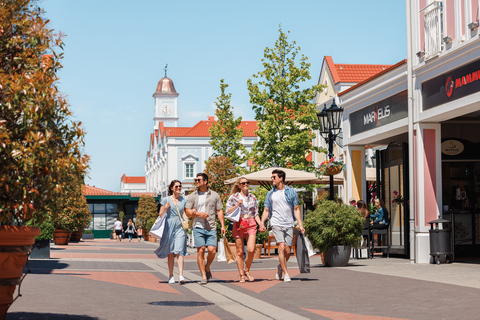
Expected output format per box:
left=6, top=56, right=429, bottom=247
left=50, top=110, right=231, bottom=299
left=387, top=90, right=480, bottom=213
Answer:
left=324, top=56, right=392, bottom=85
left=157, top=119, right=258, bottom=138
left=338, top=60, right=407, bottom=97
left=121, top=174, right=145, bottom=184
left=82, top=185, right=156, bottom=197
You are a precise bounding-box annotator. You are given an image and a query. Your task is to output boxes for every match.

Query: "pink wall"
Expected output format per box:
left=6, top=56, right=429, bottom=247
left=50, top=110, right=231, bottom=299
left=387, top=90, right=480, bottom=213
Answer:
left=446, top=0, right=456, bottom=40
left=414, top=130, right=418, bottom=227
left=423, top=129, right=438, bottom=226
left=419, top=0, right=426, bottom=51
left=472, top=0, right=479, bottom=22
left=462, top=0, right=466, bottom=36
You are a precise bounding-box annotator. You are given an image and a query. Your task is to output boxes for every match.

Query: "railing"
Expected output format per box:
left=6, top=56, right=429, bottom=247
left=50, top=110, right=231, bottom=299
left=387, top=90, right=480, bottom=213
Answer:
left=421, top=1, right=444, bottom=59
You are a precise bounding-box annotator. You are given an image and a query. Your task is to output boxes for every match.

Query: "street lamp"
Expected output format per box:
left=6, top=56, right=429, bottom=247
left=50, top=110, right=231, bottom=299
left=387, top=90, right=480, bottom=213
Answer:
left=317, top=99, right=344, bottom=200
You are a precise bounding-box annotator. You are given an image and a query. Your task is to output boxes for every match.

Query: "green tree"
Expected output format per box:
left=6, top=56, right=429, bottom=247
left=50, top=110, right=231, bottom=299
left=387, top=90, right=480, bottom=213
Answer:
left=209, top=79, right=248, bottom=171
left=51, top=184, right=91, bottom=232
left=135, top=195, right=158, bottom=230
left=247, top=27, right=324, bottom=171
left=0, top=0, right=89, bottom=225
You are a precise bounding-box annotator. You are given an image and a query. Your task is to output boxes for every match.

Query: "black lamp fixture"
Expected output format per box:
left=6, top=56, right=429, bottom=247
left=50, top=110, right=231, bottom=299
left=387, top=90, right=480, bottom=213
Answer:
left=316, top=98, right=344, bottom=200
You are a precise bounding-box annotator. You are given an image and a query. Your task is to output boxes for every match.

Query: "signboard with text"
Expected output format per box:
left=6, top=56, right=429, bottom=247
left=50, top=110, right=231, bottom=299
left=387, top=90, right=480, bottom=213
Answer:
left=349, top=91, right=408, bottom=136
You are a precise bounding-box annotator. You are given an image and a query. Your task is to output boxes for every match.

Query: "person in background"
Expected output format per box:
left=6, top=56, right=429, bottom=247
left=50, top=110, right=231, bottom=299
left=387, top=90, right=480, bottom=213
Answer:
left=225, top=177, right=262, bottom=283
left=137, top=227, right=143, bottom=242
left=370, top=198, right=388, bottom=228
left=125, top=219, right=136, bottom=242
left=114, top=217, right=123, bottom=242
left=349, top=197, right=357, bottom=206
left=259, top=169, right=304, bottom=283
left=185, top=173, right=225, bottom=285
left=155, top=180, right=188, bottom=284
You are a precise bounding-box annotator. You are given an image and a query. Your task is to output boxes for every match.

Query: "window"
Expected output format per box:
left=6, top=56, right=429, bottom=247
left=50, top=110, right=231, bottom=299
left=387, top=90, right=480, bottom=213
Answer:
left=185, top=163, right=194, bottom=178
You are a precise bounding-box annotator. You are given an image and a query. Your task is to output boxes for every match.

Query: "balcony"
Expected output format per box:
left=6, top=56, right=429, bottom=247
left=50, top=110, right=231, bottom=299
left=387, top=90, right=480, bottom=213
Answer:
left=421, top=1, right=444, bottom=59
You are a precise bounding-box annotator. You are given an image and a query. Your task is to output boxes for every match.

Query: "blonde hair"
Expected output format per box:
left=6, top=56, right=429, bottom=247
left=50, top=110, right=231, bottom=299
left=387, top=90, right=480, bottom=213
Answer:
left=229, top=177, right=248, bottom=196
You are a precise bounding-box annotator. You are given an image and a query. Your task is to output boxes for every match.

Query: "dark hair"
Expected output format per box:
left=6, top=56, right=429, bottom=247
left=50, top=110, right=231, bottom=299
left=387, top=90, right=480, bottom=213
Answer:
left=356, top=200, right=366, bottom=210
left=197, top=173, right=208, bottom=184
left=272, top=169, right=285, bottom=182
left=168, top=180, right=181, bottom=196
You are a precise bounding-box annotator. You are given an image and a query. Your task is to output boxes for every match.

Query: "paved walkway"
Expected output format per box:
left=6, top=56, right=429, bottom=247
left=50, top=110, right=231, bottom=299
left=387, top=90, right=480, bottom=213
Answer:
left=6, top=239, right=480, bottom=320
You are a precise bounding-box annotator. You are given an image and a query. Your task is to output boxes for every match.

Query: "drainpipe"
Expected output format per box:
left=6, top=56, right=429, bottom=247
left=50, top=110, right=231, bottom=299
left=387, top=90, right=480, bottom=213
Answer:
left=406, top=0, right=416, bottom=263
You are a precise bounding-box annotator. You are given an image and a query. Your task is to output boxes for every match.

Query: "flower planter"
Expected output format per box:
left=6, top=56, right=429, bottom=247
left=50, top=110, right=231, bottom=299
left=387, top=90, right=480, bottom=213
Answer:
left=70, top=229, right=83, bottom=242
left=82, top=233, right=94, bottom=239
left=254, top=244, right=263, bottom=259
left=323, top=245, right=351, bottom=267
left=326, top=165, right=342, bottom=175
left=30, top=240, right=50, bottom=259
left=0, top=226, right=41, bottom=319
left=53, top=229, right=72, bottom=245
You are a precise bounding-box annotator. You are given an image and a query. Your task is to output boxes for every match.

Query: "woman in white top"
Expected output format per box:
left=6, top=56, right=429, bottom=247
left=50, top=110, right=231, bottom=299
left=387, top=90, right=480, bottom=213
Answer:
left=225, top=177, right=262, bottom=283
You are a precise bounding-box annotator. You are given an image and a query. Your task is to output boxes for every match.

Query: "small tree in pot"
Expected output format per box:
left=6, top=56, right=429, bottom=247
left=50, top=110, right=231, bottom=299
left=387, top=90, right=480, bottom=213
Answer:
left=304, top=199, right=364, bottom=267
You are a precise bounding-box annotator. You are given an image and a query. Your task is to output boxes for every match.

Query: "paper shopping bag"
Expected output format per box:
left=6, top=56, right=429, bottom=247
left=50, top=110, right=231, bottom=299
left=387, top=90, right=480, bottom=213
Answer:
left=149, top=215, right=166, bottom=240
left=223, top=237, right=236, bottom=264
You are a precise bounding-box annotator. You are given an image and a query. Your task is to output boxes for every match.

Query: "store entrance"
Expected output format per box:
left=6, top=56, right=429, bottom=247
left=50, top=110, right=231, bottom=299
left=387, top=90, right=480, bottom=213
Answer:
left=442, top=162, right=480, bottom=258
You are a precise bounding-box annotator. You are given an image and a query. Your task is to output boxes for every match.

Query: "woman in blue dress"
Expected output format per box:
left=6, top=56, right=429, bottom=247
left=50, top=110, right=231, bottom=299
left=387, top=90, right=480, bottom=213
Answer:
left=154, top=180, right=187, bottom=284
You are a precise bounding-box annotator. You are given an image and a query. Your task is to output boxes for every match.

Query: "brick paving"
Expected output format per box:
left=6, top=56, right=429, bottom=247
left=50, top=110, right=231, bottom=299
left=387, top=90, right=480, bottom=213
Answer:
left=5, top=239, right=480, bottom=320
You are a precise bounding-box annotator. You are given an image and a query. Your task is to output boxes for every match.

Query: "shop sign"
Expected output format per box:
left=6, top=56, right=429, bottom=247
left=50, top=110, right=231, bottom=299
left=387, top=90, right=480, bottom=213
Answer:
left=349, top=91, right=408, bottom=135
left=441, top=140, right=464, bottom=156
left=422, top=59, right=480, bottom=111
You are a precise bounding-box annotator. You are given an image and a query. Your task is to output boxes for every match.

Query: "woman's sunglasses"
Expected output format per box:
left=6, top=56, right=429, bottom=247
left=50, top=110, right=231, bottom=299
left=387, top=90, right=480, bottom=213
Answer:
left=174, top=185, right=182, bottom=189
left=240, top=181, right=249, bottom=186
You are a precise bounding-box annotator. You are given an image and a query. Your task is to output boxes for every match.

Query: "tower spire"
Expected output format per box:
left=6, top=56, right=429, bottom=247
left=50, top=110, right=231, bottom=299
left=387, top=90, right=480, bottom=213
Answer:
left=164, top=64, right=168, bottom=77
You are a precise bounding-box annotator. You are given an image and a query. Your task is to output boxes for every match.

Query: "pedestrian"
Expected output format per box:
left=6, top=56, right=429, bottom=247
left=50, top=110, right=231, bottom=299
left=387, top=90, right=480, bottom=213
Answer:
left=137, top=227, right=143, bottom=242
left=185, top=173, right=225, bottom=285
left=154, top=180, right=188, bottom=284
left=125, top=219, right=136, bottom=242
left=259, top=169, right=304, bottom=283
left=349, top=197, right=356, bottom=206
left=225, top=177, right=261, bottom=283
left=114, top=217, right=123, bottom=242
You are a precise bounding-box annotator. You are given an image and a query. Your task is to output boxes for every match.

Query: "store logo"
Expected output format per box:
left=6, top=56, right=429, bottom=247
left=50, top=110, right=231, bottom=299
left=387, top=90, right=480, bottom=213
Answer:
left=363, top=105, right=390, bottom=126
left=450, top=70, right=480, bottom=92
left=441, top=140, right=464, bottom=156
left=445, top=76, right=454, bottom=98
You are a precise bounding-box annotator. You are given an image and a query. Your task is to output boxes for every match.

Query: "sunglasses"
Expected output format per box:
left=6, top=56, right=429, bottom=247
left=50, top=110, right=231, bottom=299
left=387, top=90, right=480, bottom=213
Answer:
left=174, top=185, right=182, bottom=189
left=271, top=176, right=278, bottom=180
left=194, top=179, right=203, bottom=182
left=240, top=181, right=249, bottom=186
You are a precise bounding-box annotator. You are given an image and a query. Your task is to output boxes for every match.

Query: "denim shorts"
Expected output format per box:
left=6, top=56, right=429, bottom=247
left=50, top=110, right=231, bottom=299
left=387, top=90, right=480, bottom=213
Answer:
left=271, top=225, right=294, bottom=246
left=193, top=228, right=217, bottom=248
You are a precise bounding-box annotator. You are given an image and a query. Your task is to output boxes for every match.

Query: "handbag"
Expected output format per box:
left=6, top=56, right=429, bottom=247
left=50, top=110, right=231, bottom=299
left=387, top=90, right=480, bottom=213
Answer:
left=223, top=236, right=236, bottom=263
left=295, top=233, right=310, bottom=273
left=149, top=215, right=166, bottom=240
left=226, top=206, right=241, bottom=222
left=173, top=201, right=188, bottom=231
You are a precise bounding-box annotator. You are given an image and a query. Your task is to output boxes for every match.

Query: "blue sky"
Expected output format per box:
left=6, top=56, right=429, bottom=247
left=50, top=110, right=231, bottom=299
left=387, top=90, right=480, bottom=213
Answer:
left=41, top=0, right=407, bottom=192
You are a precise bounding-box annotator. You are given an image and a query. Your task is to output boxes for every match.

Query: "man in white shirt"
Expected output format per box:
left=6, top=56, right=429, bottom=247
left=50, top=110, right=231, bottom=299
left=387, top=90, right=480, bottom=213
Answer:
left=114, top=218, right=123, bottom=242
left=259, top=169, right=304, bottom=283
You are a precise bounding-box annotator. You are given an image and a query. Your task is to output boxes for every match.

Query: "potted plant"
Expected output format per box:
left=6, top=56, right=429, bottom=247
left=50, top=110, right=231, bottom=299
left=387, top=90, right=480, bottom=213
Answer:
left=83, top=230, right=94, bottom=240
left=318, top=154, right=344, bottom=176
left=304, top=198, right=364, bottom=267
left=0, top=1, right=89, bottom=317
left=146, top=218, right=157, bottom=242
left=27, top=217, right=55, bottom=259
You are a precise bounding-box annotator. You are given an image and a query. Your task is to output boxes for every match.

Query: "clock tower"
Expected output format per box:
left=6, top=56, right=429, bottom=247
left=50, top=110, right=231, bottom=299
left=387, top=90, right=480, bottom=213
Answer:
left=153, top=66, right=179, bottom=128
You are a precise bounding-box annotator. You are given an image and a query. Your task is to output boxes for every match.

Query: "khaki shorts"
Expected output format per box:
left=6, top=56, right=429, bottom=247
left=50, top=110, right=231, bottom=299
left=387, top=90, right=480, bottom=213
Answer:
left=271, top=225, right=294, bottom=246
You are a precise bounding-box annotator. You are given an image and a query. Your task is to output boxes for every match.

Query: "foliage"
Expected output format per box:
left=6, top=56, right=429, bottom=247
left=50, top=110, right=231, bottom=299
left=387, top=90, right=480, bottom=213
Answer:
left=247, top=26, right=324, bottom=171
left=304, top=199, right=364, bottom=252
left=392, top=190, right=403, bottom=205
left=83, top=229, right=93, bottom=234
left=145, top=218, right=156, bottom=233
left=318, top=156, right=344, bottom=176
left=51, top=184, right=91, bottom=232
left=204, top=155, right=237, bottom=205
left=209, top=79, right=248, bottom=171
left=26, top=216, right=54, bottom=241
left=251, top=187, right=269, bottom=244
left=135, top=195, right=158, bottom=230
left=0, top=0, right=89, bottom=225
left=119, top=210, right=125, bottom=223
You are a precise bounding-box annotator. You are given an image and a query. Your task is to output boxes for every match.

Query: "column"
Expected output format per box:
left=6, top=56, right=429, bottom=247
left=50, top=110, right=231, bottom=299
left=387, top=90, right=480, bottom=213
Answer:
left=345, top=145, right=366, bottom=204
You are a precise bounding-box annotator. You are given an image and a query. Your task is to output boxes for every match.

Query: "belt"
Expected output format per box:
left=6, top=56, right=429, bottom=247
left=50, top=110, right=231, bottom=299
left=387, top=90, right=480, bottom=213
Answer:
left=241, top=215, right=253, bottom=219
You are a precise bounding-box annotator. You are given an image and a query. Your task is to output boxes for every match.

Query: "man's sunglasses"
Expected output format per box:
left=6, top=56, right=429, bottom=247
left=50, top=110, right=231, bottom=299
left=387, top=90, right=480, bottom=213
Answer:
left=194, top=179, right=203, bottom=182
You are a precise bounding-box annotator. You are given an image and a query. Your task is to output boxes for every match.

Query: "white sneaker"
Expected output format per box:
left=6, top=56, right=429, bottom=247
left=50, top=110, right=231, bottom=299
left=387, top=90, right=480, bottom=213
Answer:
left=168, top=276, right=175, bottom=284
left=179, top=276, right=186, bottom=284
left=275, top=264, right=283, bottom=280
left=283, top=274, right=291, bottom=283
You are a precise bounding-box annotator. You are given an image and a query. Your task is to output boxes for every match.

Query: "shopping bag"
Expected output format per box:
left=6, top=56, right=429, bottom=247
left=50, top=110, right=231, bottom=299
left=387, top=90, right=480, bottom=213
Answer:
left=304, top=235, right=317, bottom=257
left=216, top=240, right=227, bottom=262
left=223, top=237, right=236, bottom=263
left=225, top=207, right=241, bottom=222
left=149, top=215, right=166, bottom=240
left=295, top=233, right=310, bottom=273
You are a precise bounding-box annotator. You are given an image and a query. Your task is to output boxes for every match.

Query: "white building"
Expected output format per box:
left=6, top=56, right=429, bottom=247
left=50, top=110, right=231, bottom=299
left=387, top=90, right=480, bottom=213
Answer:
left=145, top=75, right=257, bottom=197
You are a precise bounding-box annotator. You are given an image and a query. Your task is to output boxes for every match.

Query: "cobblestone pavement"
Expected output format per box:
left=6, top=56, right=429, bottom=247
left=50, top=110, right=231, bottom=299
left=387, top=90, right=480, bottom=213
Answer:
left=5, top=239, right=480, bottom=320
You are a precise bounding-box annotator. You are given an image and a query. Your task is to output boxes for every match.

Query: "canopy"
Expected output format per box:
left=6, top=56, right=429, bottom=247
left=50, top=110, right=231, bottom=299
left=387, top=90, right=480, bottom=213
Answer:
left=224, top=167, right=343, bottom=189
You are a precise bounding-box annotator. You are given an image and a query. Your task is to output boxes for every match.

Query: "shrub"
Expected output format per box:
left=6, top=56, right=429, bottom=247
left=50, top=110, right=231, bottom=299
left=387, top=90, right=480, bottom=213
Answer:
left=304, top=199, right=364, bottom=252
left=136, top=195, right=158, bottom=230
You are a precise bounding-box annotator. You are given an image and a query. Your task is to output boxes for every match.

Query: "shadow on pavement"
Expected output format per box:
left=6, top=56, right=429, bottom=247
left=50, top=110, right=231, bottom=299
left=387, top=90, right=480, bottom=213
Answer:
left=149, top=301, right=214, bottom=307
left=23, top=260, right=70, bottom=274
left=6, top=312, right=98, bottom=320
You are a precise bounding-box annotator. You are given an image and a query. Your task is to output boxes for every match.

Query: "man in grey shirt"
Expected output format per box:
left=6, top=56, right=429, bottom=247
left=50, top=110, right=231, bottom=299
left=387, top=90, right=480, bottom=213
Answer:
left=185, top=173, right=225, bottom=284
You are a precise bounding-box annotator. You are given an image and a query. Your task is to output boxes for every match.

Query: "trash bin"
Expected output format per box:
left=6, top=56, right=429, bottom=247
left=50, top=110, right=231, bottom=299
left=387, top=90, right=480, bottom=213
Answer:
left=428, top=218, right=453, bottom=264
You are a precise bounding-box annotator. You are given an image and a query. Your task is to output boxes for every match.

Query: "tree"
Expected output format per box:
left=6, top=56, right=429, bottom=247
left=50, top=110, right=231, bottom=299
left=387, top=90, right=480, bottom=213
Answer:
left=135, top=195, right=158, bottom=230
left=209, top=79, right=248, bottom=171
left=247, top=27, right=324, bottom=171
left=0, top=0, right=89, bottom=225
left=51, top=184, right=91, bottom=232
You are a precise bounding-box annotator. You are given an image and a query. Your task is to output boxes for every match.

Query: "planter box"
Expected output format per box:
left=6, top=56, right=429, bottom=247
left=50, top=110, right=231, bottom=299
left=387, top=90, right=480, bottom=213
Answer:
left=82, top=234, right=94, bottom=239
left=30, top=240, right=50, bottom=259
left=149, top=237, right=158, bottom=242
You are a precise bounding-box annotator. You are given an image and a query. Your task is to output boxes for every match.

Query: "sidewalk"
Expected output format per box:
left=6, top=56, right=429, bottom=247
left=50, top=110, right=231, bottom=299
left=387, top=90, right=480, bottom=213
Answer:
left=6, top=239, right=479, bottom=320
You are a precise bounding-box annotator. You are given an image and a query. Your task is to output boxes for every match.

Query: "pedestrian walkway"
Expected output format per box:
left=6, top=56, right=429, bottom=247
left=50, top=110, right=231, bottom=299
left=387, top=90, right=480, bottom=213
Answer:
left=6, top=239, right=479, bottom=320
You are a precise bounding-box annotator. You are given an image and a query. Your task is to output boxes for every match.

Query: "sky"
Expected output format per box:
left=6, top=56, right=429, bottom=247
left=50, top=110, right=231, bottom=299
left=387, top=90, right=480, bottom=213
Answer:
left=40, top=0, right=407, bottom=192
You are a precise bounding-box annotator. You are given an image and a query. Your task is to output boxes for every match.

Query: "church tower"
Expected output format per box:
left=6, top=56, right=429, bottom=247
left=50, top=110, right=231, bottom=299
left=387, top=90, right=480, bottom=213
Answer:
left=153, top=65, right=179, bottom=128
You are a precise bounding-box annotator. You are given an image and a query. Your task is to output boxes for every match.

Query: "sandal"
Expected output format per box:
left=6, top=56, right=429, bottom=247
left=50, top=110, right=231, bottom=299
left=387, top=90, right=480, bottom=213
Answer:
left=239, top=274, right=245, bottom=283
left=244, top=271, right=254, bottom=282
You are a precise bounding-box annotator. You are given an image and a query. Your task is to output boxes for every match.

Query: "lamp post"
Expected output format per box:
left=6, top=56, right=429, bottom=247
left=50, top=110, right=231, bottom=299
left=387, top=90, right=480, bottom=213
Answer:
left=317, top=99, right=344, bottom=200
